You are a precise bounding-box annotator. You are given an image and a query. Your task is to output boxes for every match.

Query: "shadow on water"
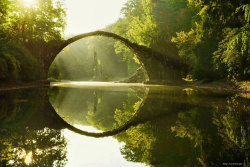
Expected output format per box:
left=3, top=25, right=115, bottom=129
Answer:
left=0, top=83, right=249, bottom=166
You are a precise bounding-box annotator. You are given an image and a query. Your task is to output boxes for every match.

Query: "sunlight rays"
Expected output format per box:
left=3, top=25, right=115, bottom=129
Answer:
left=22, top=0, right=36, bottom=7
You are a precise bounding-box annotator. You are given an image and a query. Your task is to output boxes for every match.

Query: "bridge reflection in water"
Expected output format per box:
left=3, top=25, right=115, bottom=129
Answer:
left=0, top=82, right=249, bottom=166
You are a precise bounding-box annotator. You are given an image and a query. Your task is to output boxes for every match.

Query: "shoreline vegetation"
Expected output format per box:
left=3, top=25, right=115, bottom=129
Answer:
left=0, top=81, right=50, bottom=92
left=0, top=0, right=249, bottom=93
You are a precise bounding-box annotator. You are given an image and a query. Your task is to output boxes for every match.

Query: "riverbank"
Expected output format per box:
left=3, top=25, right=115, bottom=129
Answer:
left=183, top=81, right=250, bottom=99
left=0, top=81, right=50, bottom=92
left=185, top=81, right=250, bottom=93
left=0, top=80, right=249, bottom=95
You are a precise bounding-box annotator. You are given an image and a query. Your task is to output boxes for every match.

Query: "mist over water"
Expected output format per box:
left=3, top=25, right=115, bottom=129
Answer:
left=50, top=81, right=145, bottom=87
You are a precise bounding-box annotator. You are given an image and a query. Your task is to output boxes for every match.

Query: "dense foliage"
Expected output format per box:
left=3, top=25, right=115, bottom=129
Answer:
left=62, top=0, right=248, bottom=82
left=1, top=0, right=249, bottom=82
left=171, top=0, right=250, bottom=81
left=0, top=0, right=66, bottom=82
left=0, top=41, right=38, bottom=82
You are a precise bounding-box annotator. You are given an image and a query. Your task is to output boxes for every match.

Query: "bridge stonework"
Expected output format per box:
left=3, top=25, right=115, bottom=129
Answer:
left=44, top=31, right=183, bottom=84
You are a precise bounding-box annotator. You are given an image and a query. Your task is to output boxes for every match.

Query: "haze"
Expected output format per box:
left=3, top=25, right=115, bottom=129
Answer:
left=65, top=0, right=127, bottom=35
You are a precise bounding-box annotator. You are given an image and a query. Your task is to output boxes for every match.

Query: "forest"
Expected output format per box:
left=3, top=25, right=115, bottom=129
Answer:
left=0, top=1, right=249, bottom=166
left=0, top=0, right=249, bottom=84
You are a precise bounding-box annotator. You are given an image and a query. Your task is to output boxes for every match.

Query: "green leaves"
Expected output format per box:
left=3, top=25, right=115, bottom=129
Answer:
left=115, top=0, right=158, bottom=47
left=171, top=0, right=250, bottom=81
left=1, top=0, right=66, bottom=42
left=213, top=26, right=250, bottom=81
left=236, top=4, right=250, bottom=23
left=0, top=41, right=38, bottom=82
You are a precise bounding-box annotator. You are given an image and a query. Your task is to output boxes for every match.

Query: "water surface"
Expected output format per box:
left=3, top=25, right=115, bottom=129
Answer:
left=0, top=82, right=249, bottom=166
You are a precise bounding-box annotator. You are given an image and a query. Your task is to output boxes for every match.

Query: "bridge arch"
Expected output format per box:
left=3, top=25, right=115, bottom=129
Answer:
left=48, top=31, right=150, bottom=82
left=46, top=31, right=183, bottom=84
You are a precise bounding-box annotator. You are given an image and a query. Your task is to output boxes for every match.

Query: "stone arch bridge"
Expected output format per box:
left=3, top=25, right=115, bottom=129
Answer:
left=38, top=31, right=183, bottom=83
left=33, top=87, right=184, bottom=138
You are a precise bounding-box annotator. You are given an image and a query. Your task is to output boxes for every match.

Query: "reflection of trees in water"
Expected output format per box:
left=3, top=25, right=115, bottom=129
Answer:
left=171, top=95, right=249, bottom=167
left=0, top=127, right=67, bottom=167
left=111, top=90, right=249, bottom=167
left=13, top=86, right=247, bottom=166
left=213, top=96, right=249, bottom=150
left=107, top=87, right=194, bottom=166
left=0, top=90, right=38, bottom=128
left=171, top=108, right=222, bottom=166
left=113, top=98, right=156, bottom=164
left=85, top=90, right=140, bottom=131
left=113, top=105, right=197, bottom=166
left=49, top=86, right=139, bottom=130
left=0, top=90, right=67, bottom=166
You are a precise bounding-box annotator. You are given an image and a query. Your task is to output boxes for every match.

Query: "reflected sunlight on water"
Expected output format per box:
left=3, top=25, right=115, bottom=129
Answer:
left=63, top=125, right=147, bottom=167
left=51, top=81, right=144, bottom=87
left=50, top=81, right=166, bottom=88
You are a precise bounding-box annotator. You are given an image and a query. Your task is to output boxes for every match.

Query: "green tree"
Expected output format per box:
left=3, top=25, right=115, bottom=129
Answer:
left=213, top=27, right=250, bottom=81
left=0, top=41, right=38, bottom=82
left=0, top=0, right=66, bottom=81
left=112, top=0, right=158, bottom=76
left=172, top=0, right=249, bottom=81
left=2, top=0, right=66, bottom=42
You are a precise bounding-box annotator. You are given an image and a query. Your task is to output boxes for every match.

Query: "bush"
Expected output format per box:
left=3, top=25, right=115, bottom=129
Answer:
left=0, top=41, right=39, bottom=82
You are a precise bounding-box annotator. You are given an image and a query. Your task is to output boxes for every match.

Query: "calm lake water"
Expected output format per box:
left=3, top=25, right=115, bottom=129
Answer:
left=0, top=82, right=249, bottom=167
